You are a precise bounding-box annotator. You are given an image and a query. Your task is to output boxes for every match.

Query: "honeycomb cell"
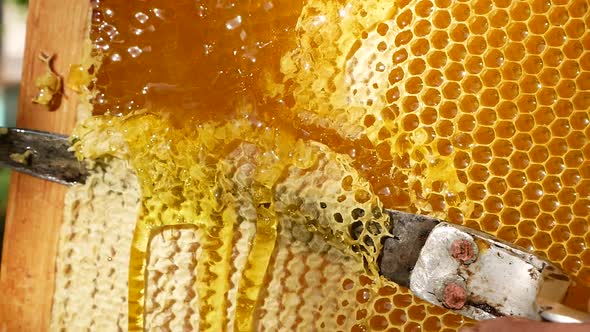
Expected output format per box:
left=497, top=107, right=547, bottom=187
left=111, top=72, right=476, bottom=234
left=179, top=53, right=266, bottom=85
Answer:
left=577, top=179, right=590, bottom=197
left=474, top=126, right=495, bottom=144
left=548, top=243, right=567, bottom=261
left=513, top=133, right=533, bottom=151
left=563, top=256, right=582, bottom=274
left=507, top=22, right=528, bottom=41
left=497, top=225, right=518, bottom=242
left=546, top=156, right=566, bottom=174
left=532, top=231, right=552, bottom=250
left=544, top=47, right=564, bottom=67
left=548, top=6, right=570, bottom=26
left=410, top=38, right=430, bottom=56
left=573, top=199, right=590, bottom=217
left=528, top=14, right=550, bottom=34
left=501, top=207, right=520, bottom=225
left=481, top=69, right=501, bottom=87
left=413, top=19, right=432, bottom=37
left=565, top=19, right=585, bottom=38
left=432, top=10, right=451, bottom=29
left=395, top=30, right=414, bottom=46
left=370, top=315, right=390, bottom=330
left=496, top=84, right=518, bottom=103
left=517, top=94, right=538, bottom=113
left=501, top=61, right=523, bottom=80
left=531, top=0, right=551, bottom=14
left=424, top=70, right=443, bottom=87
left=451, top=3, right=470, bottom=22
left=548, top=137, right=567, bottom=155
left=483, top=49, right=504, bottom=68
left=563, top=40, right=584, bottom=59
left=524, top=55, right=544, bottom=74
left=568, top=0, right=589, bottom=18
left=546, top=27, right=567, bottom=47
left=415, top=0, right=434, bottom=18
left=573, top=91, right=590, bottom=110
left=504, top=189, right=523, bottom=207
left=482, top=213, right=501, bottom=231
left=554, top=205, right=574, bottom=224
left=515, top=113, right=534, bottom=131
left=564, top=150, right=584, bottom=168
left=518, top=219, right=537, bottom=237
left=487, top=29, right=507, bottom=48
left=537, top=87, right=557, bottom=105
left=510, top=1, right=531, bottom=21
left=576, top=72, right=590, bottom=90
left=520, top=75, right=540, bottom=93
left=525, top=35, right=546, bottom=54
left=405, top=77, right=424, bottom=94
left=570, top=218, right=589, bottom=236
left=407, top=305, right=427, bottom=321
left=450, top=24, right=469, bottom=43
left=462, top=76, right=482, bottom=93
left=423, top=316, right=442, bottom=332
left=404, top=321, right=422, bottom=332
left=552, top=225, right=571, bottom=242
left=540, top=194, right=559, bottom=212
left=556, top=80, right=577, bottom=98
left=396, top=10, right=414, bottom=29
left=524, top=182, right=543, bottom=200
left=555, top=99, right=574, bottom=117
left=473, top=0, right=493, bottom=14
left=510, top=151, right=529, bottom=169
left=507, top=171, right=527, bottom=188
left=490, top=158, right=510, bottom=176
left=467, top=184, right=487, bottom=202
left=568, top=131, right=587, bottom=150
left=515, top=237, right=535, bottom=251
left=420, top=107, right=438, bottom=124
left=566, top=237, right=587, bottom=255
left=468, top=16, right=488, bottom=35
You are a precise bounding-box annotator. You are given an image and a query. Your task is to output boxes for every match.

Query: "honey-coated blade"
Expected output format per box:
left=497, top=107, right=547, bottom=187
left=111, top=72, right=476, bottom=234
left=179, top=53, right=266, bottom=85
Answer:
left=0, top=128, right=87, bottom=185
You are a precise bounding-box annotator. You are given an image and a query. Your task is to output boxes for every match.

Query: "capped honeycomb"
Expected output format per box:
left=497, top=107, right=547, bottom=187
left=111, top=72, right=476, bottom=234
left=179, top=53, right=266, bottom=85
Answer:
left=56, top=0, right=590, bottom=331
left=51, top=159, right=139, bottom=331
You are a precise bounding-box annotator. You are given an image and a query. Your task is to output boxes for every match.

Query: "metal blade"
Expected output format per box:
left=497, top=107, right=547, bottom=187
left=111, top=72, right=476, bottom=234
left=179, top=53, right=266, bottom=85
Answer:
left=0, top=128, right=88, bottom=185
left=378, top=209, right=440, bottom=288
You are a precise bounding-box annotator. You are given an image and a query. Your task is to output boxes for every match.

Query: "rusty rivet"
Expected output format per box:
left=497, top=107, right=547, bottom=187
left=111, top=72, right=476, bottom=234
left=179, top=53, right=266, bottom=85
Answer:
left=450, top=239, right=477, bottom=264
left=442, top=282, right=467, bottom=310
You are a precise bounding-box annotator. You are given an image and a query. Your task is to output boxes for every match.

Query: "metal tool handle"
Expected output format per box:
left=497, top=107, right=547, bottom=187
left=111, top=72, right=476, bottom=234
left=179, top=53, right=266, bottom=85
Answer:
left=408, top=223, right=590, bottom=323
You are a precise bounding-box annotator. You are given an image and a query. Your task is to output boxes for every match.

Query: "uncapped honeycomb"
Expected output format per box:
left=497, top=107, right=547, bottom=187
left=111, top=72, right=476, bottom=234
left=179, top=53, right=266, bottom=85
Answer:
left=55, top=0, right=590, bottom=331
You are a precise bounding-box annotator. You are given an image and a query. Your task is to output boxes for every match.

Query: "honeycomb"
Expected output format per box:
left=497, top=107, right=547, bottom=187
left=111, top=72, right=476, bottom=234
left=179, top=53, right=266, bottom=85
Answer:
left=51, top=159, right=140, bottom=330
left=61, top=0, right=590, bottom=330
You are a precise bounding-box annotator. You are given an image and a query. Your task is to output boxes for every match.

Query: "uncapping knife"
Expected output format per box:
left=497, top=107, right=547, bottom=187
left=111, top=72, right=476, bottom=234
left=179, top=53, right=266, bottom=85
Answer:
left=1, top=127, right=589, bottom=324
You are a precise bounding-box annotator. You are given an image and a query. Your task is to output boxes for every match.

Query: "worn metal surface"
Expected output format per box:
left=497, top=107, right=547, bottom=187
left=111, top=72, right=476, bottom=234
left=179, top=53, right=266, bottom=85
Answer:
left=0, top=128, right=87, bottom=185
left=378, top=210, right=440, bottom=288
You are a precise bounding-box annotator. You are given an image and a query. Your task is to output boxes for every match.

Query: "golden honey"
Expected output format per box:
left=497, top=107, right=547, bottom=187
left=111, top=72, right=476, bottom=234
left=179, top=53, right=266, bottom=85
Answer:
left=72, top=0, right=590, bottom=330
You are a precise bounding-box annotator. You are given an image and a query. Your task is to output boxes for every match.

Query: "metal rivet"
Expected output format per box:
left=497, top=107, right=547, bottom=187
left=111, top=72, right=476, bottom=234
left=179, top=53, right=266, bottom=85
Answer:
left=450, top=239, right=477, bottom=264
left=442, top=282, right=467, bottom=310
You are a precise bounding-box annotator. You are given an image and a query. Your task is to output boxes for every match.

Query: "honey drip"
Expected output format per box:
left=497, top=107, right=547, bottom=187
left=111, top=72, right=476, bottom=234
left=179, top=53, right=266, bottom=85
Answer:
left=74, top=0, right=590, bottom=330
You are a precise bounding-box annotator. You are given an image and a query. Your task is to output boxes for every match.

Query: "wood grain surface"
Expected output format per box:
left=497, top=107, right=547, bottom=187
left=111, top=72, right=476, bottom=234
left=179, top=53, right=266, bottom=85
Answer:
left=0, top=1, right=90, bottom=330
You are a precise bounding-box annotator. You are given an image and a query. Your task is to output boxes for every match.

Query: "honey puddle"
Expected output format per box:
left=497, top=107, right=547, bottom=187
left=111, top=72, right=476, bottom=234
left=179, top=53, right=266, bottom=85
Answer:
left=70, top=0, right=590, bottom=330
